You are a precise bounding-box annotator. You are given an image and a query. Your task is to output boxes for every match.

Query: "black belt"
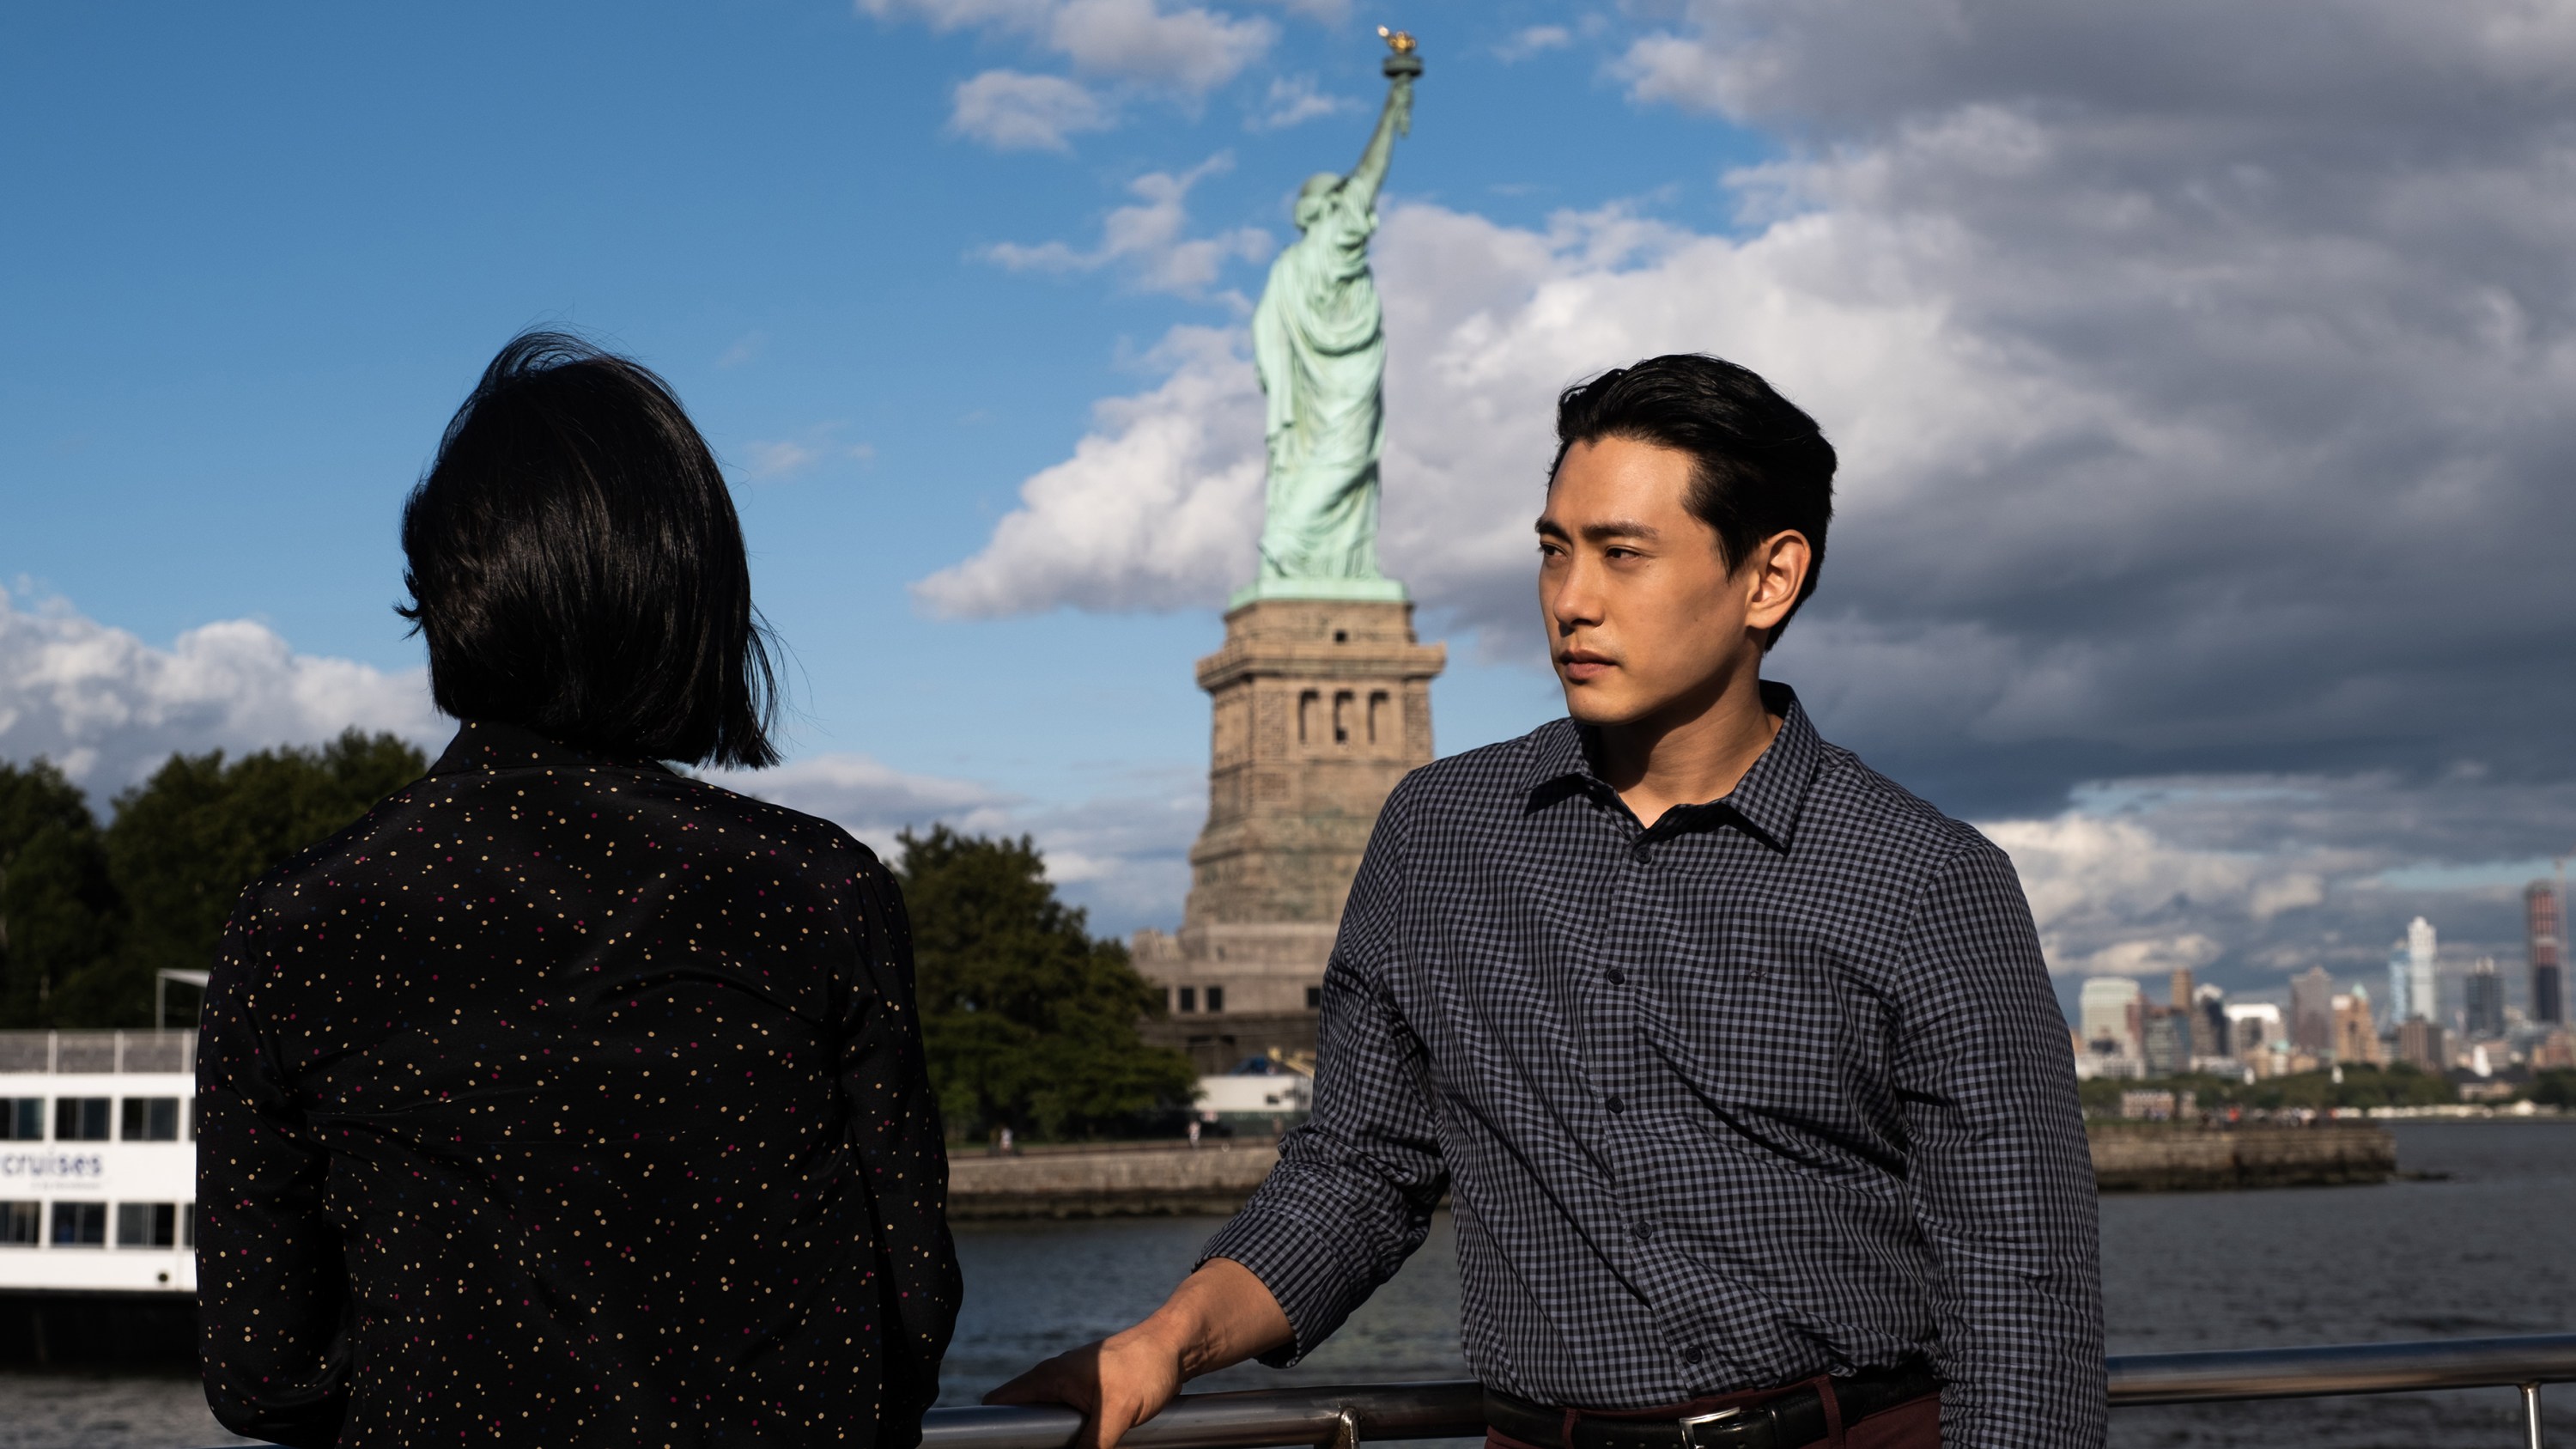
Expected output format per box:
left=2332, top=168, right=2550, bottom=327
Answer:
left=1484, top=1362, right=1941, bottom=1449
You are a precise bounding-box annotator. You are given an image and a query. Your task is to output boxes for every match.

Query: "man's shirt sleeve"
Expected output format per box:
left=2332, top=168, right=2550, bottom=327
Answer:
left=1199, top=788, right=1449, bottom=1365
left=1889, top=838, right=2107, bottom=1449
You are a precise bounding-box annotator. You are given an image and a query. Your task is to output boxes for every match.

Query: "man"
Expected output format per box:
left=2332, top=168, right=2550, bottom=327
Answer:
left=991, top=356, right=2105, bottom=1447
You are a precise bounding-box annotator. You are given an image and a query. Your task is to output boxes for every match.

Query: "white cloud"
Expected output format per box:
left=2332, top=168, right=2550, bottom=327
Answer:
left=949, top=69, right=1115, bottom=151
left=913, top=326, right=1264, bottom=616
left=981, top=153, right=1272, bottom=296
left=1495, top=25, right=1572, bottom=62
left=1249, top=74, right=1351, bottom=130
left=737, top=425, right=875, bottom=480
left=709, top=752, right=1014, bottom=850
left=714, top=754, right=1203, bottom=931
left=922, top=0, right=2576, bottom=813
left=863, top=0, right=1273, bottom=95
left=0, top=587, right=440, bottom=797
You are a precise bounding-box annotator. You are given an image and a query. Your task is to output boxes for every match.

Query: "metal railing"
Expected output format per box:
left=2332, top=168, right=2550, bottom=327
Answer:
left=921, top=1334, right=2576, bottom=1449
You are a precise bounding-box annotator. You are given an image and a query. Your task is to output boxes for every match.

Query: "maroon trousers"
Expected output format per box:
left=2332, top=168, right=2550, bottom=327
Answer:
left=1485, top=1378, right=1941, bottom=1449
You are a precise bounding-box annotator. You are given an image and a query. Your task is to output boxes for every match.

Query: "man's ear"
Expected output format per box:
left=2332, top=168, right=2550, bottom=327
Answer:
left=1741, top=531, right=1814, bottom=635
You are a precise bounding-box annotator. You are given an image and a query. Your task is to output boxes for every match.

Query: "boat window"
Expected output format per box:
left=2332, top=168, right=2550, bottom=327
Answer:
left=116, top=1202, right=179, bottom=1248
left=120, top=1097, right=181, bottom=1142
left=182, top=1202, right=195, bottom=1249
left=50, top=1201, right=106, bottom=1248
left=55, top=1098, right=110, bottom=1142
left=0, top=1202, right=36, bottom=1246
left=0, top=1099, right=40, bottom=1140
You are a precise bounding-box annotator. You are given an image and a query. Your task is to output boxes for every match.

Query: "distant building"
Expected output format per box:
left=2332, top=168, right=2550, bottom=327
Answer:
left=2386, top=941, right=2414, bottom=1026
left=2332, top=988, right=2383, bottom=1065
left=2227, top=1002, right=2284, bottom=1059
left=2407, top=916, right=2438, bottom=1025
left=2291, top=967, right=2336, bottom=1052
left=2530, top=882, right=2567, bottom=1026
left=2080, top=977, right=2144, bottom=1056
left=2192, top=983, right=2227, bottom=1060
left=2465, top=957, right=2506, bottom=1040
left=2142, top=1008, right=2193, bottom=1077
left=2396, top=1018, right=2446, bottom=1073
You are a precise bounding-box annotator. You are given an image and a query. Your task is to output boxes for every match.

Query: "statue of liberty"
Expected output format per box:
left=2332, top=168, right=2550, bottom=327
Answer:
left=1240, top=31, right=1420, bottom=605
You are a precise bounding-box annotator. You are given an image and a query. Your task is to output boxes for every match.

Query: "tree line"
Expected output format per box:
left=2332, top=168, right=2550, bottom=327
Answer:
left=0, top=740, right=1190, bottom=1141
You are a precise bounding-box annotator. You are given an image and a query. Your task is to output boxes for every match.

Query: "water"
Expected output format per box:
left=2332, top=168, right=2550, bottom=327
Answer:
left=15, top=1122, right=2576, bottom=1447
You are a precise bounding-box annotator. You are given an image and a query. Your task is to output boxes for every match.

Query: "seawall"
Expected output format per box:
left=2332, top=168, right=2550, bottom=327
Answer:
left=2087, top=1123, right=2397, bottom=1192
left=949, top=1142, right=1281, bottom=1220
left=950, top=1123, right=2400, bottom=1218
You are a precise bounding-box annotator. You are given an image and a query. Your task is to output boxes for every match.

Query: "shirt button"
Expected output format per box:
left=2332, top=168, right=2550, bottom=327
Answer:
left=1607, top=967, right=1627, bottom=985
left=1606, top=1096, right=1626, bottom=1115
left=1682, top=1346, right=1705, bottom=1365
left=1630, top=843, right=1651, bottom=864
left=1631, top=1221, right=1656, bottom=1242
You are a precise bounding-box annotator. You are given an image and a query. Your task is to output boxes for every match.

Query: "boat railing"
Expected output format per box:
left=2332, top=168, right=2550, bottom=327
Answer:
left=0, top=1028, right=196, bottom=1075
left=920, top=1333, right=2576, bottom=1449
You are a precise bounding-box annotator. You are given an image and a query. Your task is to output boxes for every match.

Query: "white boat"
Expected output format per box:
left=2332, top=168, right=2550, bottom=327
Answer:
left=0, top=1029, right=198, bottom=1302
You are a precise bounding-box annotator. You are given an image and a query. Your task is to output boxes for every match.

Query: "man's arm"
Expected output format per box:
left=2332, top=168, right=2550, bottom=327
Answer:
left=1343, top=75, right=1413, bottom=212
left=987, top=790, right=1448, bottom=1445
left=1890, top=842, right=2106, bottom=1449
left=985, top=1258, right=1291, bottom=1449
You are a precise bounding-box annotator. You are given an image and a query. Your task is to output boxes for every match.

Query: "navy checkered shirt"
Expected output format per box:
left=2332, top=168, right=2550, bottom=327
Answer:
left=1200, top=685, right=2104, bottom=1447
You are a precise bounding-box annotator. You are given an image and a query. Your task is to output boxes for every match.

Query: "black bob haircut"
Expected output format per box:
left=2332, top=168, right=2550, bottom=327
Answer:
left=1550, top=354, right=1837, bottom=649
left=397, top=332, right=781, bottom=769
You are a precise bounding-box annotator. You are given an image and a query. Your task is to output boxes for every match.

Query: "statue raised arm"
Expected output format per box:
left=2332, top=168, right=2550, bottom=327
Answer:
left=1241, top=33, right=1422, bottom=602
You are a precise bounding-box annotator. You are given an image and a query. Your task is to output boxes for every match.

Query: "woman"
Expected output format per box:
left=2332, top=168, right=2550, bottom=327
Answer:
left=197, top=333, right=960, bottom=1446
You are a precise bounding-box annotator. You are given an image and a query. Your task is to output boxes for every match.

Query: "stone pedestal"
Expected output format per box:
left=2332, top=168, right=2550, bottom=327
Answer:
left=1135, top=597, right=1444, bottom=1073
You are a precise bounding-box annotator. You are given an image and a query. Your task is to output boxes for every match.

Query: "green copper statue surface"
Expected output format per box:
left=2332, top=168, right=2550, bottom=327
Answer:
left=1239, top=33, right=1420, bottom=606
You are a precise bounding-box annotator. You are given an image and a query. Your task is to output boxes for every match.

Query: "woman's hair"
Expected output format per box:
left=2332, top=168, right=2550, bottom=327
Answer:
left=398, top=332, right=781, bottom=768
left=1551, top=353, right=1837, bottom=649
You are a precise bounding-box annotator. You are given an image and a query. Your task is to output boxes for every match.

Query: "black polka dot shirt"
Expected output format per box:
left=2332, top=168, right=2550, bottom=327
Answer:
left=197, top=721, right=960, bottom=1447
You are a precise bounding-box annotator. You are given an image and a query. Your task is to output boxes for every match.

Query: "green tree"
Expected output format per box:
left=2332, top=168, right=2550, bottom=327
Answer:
left=2527, top=1069, right=2576, bottom=1108
left=0, top=761, right=122, bottom=1026
left=59, top=730, right=427, bottom=1026
left=896, top=826, right=1196, bottom=1142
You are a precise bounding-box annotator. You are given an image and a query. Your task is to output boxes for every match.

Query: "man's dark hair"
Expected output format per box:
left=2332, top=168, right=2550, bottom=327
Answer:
left=1551, top=354, right=1837, bottom=648
left=398, top=331, right=781, bottom=769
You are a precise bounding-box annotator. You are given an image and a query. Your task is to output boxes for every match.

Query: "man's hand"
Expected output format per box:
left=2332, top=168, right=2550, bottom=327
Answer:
left=984, top=1258, right=1292, bottom=1449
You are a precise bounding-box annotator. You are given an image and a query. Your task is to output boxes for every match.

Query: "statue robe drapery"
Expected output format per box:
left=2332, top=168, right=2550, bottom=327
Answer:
left=1251, top=181, right=1388, bottom=582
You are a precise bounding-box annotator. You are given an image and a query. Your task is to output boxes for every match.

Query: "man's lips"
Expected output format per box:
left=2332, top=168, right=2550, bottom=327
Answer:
left=1557, top=650, right=1614, bottom=681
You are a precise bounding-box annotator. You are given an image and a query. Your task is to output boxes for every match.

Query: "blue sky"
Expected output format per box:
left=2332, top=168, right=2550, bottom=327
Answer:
left=1, top=1, right=1755, bottom=795
left=7, top=1, right=2574, bottom=1020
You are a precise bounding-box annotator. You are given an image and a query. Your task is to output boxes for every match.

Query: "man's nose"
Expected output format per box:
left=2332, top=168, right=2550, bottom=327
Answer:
left=1545, top=558, right=1604, bottom=631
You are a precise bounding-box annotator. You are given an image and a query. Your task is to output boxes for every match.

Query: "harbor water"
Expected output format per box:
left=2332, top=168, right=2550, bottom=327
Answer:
left=8, top=1121, right=2573, bottom=1448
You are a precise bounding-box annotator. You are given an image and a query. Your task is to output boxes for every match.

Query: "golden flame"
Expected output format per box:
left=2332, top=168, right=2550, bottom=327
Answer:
left=1376, top=26, right=1417, bottom=53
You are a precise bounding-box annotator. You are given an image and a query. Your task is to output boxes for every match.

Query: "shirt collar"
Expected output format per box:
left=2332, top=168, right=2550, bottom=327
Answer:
left=427, top=720, right=673, bottom=777
left=1519, top=681, right=1821, bottom=853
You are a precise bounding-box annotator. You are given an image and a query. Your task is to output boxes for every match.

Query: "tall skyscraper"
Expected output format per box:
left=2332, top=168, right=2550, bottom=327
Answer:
left=2531, top=881, right=2566, bottom=1026
left=2386, top=940, right=2413, bottom=1026
left=2142, top=1008, right=2192, bottom=1076
left=2079, top=977, right=2144, bottom=1056
left=2193, top=983, right=2227, bottom=1059
left=2333, top=987, right=2384, bottom=1065
left=2465, top=957, right=2506, bottom=1039
left=2407, top=916, right=2439, bottom=1026
left=2291, top=966, right=2336, bottom=1052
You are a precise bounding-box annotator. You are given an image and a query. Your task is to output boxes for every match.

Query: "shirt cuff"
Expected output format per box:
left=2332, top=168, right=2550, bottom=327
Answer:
left=1197, top=1199, right=1378, bottom=1367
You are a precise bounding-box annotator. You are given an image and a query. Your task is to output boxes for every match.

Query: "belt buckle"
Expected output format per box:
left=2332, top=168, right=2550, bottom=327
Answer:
left=1677, top=1406, right=1769, bottom=1449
